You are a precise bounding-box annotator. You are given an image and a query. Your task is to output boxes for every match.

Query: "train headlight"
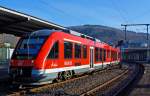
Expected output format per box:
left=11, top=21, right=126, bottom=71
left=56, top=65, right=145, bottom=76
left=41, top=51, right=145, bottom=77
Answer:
left=31, top=60, right=34, bottom=65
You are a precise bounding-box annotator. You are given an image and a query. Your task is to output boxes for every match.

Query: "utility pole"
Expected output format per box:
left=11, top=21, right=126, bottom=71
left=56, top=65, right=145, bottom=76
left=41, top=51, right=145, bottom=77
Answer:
left=121, top=25, right=127, bottom=41
left=146, top=24, right=149, bottom=61
left=146, top=24, right=149, bottom=40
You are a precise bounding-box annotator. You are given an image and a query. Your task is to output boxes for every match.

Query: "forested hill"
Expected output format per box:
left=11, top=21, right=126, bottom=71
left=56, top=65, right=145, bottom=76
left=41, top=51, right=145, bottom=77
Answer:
left=69, top=25, right=147, bottom=45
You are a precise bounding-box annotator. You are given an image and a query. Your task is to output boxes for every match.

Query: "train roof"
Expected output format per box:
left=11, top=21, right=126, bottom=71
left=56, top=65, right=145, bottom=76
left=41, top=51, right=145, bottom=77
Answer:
left=25, top=29, right=55, bottom=37
left=62, top=29, right=111, bottom=46
left=29, top=29, right=106, bottom=44
left=25, top=29, right=118, bottom=50
left=33, top=29, right=112, bottom=47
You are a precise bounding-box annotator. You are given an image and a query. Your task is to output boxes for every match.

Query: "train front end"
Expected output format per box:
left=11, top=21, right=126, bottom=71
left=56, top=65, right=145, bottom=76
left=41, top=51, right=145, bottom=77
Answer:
left=9, top=30, right=51, bottom=84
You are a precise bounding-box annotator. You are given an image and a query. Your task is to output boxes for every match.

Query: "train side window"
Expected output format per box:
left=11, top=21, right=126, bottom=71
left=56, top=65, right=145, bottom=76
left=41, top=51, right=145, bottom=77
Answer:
left=95, top=47, right=99, bottom=62
left=115, top=52, right=117, bottom=60
left=114, top=51, right=115, bottom=60
left=47, top=41, right=59, bottom=59
left=99, top=48, right=103, bottom=61
left=75, top=43, right=81, bottom=58
left=113, top=51, right=115, bottom=60
left=64, top=41, right=73, bottom=59
left=115, top=52, right=116, bottom=60
left=112, top=51, right=114, bottom=60
left=111, top=51, right=112, bottom=60
left=111, top=51, right=113, bottom=60
left=107, top=50, right=110, bottom=58
left=83, top=45, right=87, bottom=58
left=103, top=49, right=106, bottom=61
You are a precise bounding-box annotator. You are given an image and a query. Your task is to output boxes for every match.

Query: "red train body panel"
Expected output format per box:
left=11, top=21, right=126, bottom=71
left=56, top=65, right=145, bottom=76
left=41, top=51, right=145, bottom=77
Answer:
left=9, top=29, right=120, bottom=84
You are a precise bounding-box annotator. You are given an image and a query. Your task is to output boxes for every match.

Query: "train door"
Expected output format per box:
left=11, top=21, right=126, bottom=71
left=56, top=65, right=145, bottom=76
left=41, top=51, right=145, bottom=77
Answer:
left=90, top=47, right=94, bottom=68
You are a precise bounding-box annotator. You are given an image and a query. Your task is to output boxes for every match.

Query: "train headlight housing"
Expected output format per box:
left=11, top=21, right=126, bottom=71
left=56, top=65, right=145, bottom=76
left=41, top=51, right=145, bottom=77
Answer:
left=31, top=60, right=34, bottom=65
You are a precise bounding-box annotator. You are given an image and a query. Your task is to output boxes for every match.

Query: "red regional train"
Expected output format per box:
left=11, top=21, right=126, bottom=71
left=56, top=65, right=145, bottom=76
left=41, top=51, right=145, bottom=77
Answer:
left=9, top=29, right=120, bottom=85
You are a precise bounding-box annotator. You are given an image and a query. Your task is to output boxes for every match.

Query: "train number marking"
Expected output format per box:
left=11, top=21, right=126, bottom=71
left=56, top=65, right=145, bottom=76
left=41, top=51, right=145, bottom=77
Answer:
left=64, top=61, right=72, bottom=66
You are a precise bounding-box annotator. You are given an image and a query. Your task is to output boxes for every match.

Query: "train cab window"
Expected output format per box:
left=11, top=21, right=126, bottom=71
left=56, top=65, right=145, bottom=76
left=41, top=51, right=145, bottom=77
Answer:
left=64, top=41, right=73, bottom=59
left=75, top=43, right=81, bottom=58
left=83, top=45, right=87, bottom=58
left=95, top=47, right=99, bottom=62
left=47, top=41, right=59, bottom=59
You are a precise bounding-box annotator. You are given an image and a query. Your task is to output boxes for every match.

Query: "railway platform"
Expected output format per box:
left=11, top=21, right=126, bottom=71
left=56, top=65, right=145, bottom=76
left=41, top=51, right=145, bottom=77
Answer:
left=129, top=64, right=150, bottom=96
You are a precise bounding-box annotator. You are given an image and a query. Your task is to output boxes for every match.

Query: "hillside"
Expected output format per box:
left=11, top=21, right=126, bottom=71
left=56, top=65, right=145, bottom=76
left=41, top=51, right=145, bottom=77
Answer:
left=69, top=25, right=147, bottom=45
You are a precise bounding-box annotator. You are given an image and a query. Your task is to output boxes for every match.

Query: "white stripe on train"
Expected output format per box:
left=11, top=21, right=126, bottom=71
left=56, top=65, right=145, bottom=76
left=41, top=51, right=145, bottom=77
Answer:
left=32, top=60, right=119, bottom=75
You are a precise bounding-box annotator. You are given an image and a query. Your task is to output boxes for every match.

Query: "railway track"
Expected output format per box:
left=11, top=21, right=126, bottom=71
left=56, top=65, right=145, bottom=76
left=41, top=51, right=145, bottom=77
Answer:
left=3, top=64, right=139, bottom=96
left=80, top=69, right=129, bottom=96
left=112, top=63, right=144, bottom=96
left=28, top=65, right=128, bottom=96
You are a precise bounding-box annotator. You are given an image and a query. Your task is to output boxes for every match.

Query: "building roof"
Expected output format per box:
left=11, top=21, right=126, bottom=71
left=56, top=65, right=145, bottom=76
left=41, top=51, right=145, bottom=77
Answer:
left=0, top=6, right=66, bottom=36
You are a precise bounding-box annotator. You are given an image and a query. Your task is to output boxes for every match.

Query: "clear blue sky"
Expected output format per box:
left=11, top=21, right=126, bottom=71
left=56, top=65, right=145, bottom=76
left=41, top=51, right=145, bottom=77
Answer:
left=0, top=0, right=150, bottom=29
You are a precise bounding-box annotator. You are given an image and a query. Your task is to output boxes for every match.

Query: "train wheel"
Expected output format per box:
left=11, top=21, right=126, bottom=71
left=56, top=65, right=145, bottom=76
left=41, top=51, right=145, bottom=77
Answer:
left=71, top=70, right=75, bottom=77
left=63, top=71, right=72, bottom=80
left=58, top=71, right=73, bottom=81
left=58, top=72, right=64, bottom=81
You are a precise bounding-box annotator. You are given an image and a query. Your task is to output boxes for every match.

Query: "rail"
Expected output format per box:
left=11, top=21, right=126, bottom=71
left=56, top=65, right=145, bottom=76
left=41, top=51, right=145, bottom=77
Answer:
left=80, top=70, right=129, bottom=96
left=112, top=63, right=144, bottom=96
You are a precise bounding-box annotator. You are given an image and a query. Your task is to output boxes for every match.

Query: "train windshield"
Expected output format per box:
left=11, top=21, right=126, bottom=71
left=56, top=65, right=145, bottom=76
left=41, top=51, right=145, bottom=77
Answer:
left=12, top=29, right=53, bottom=59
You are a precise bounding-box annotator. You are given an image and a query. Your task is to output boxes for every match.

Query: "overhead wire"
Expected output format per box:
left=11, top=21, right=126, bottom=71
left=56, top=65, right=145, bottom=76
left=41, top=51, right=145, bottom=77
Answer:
left=108, top=0, right=129, bottom=24
left=39, top=0, right=111, bottom=27
left=106, top=0, right=148, bottom=37
left=39, top=0, right=87, bottom=26
left=108, top=0, right=150, bottom=33
left=129, top=8, right=150, bottom=23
